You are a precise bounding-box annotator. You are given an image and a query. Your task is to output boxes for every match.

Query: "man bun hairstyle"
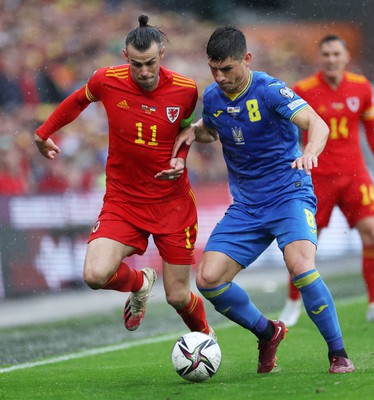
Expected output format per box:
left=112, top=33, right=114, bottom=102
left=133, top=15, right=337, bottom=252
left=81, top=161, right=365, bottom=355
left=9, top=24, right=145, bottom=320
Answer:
left=125, top=15, right=167, bottom=52
left=207, top=26, right=247, bottom=62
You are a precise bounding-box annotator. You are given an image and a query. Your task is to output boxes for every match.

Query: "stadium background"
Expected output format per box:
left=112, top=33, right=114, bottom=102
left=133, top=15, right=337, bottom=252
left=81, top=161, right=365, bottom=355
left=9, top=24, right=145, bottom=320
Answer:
left=0, top=0, right=372, bottom=299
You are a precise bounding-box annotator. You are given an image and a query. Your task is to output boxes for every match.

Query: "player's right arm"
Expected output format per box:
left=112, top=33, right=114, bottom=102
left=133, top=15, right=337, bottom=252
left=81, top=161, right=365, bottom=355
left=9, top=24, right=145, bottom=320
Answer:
left=34, top=86, right=92, bottom=159
left=34, top=67, right=107, bottom=159
left=172, top=119, right=217, bottom=157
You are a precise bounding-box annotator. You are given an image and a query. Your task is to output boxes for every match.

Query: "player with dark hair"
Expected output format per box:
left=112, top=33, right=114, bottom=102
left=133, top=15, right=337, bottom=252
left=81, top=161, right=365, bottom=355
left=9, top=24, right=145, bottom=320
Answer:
left=34, top=15, right=214, bottom=338
left=279, top=34, right=374, bottom=326
left=173, top=26, right=354, bottom=373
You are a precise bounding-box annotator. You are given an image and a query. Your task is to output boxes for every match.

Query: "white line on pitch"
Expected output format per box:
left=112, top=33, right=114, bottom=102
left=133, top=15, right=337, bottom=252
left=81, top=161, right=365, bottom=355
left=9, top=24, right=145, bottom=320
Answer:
left=0, top=332, right=182, bottom=374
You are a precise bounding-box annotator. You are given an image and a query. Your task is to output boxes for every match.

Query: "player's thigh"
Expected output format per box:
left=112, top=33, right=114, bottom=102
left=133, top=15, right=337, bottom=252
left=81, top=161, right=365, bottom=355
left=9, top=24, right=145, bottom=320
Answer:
left=84, top=237, right=135, bottom=279
left=283, top=240, right=317, bottom=278
left=340, top=169, right=374, bottom=228
left=88, top=207, right=149, bottom=256
left=273, top=197, right=317, bottom=251
left=153, top=194, right=198, bottom=265
left=197, top=250, right=243, bottom=288
left=204, top=203, right=272, bottom=269
left=313, top=174, right=339, bottom=228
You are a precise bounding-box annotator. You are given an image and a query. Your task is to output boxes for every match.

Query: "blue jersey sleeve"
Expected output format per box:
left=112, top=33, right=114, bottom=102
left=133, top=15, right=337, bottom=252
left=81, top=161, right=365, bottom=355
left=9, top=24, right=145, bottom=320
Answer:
left=265, top=82, right=308, bottom=121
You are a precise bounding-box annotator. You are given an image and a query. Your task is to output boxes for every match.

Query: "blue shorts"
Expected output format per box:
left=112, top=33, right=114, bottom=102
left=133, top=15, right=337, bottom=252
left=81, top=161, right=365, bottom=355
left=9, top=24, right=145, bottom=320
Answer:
left=204, top=197, right=317, bottom=268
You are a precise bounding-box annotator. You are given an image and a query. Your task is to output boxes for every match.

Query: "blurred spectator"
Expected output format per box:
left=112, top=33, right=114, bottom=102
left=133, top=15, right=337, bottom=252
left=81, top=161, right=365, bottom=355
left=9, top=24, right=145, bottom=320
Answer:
left=0, top=0, right=366, bottom=195
left=0, top=53, right=24, bottom=111
left=0, top=145, right=29, bottom=195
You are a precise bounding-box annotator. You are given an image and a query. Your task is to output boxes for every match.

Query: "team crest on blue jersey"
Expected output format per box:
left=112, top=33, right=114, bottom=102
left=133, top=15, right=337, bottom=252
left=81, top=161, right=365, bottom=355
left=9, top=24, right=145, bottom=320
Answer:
left=166, top=107, right=180, bottom=123
left=231, top=126, right=245, bottom=145
left=279, top=87, right=295, bottom=99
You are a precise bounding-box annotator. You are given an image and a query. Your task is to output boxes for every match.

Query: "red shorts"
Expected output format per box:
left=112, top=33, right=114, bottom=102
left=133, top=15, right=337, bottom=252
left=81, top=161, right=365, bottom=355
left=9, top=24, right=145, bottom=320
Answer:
left=313, top=168, right=374, bottom=228
left=88, top=190, right=198, bottom=265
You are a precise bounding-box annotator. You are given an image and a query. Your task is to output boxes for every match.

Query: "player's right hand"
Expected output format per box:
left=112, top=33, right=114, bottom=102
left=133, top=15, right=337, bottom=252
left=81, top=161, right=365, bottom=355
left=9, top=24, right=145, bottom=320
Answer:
left=34, top=134, right=61, bottom=160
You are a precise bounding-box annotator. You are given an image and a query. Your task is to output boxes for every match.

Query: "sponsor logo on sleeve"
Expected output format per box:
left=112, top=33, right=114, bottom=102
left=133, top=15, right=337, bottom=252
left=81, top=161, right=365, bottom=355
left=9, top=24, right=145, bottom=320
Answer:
left=288, top=99, right=306, bottom=110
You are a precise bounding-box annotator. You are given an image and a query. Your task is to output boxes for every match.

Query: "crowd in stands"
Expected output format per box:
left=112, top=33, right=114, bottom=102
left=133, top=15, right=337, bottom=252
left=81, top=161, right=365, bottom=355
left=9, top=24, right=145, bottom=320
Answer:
left=0, top=0, right=364, bottom=195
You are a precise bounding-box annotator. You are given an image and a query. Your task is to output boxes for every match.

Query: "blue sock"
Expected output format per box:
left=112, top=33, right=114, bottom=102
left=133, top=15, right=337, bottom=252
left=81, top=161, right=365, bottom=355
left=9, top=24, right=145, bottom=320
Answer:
left=294, top=269, right=344, bottom=352
left=198, top=282, right=267, bottom=335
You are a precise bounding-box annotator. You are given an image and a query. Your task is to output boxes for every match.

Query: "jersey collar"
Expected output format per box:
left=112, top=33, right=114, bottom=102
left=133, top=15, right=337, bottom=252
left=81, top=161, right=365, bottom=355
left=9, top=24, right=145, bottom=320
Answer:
left=224, top=70, right=252, bottom=101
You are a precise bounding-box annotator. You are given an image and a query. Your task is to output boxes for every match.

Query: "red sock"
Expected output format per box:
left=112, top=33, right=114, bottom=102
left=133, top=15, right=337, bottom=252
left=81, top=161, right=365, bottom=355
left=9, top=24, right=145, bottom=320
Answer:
left=102, top=262, right=143, bottom=293
left=363, top=246, right=374, bottom=303
left=289, top=276, right=301, bottom=300
left=177, top=292, right=209, bottom=333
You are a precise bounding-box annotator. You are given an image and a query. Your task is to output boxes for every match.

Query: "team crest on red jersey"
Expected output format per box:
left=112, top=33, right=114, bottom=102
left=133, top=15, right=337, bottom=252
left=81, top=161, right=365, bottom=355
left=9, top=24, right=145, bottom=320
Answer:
left=346, top=97, right=360, bottom=112
left=166, top=107, right=180, bottom=123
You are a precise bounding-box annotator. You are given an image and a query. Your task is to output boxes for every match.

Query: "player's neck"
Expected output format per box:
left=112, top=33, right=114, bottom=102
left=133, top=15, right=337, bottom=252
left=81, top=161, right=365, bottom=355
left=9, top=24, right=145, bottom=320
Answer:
left=237, top=70, right=251, bottom=93
left=323, top=73, right=344, bottom=89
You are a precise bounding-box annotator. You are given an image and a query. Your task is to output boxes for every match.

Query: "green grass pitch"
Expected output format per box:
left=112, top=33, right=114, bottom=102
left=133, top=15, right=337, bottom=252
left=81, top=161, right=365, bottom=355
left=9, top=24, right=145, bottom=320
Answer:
left=1, top=276, right=373, bottom=399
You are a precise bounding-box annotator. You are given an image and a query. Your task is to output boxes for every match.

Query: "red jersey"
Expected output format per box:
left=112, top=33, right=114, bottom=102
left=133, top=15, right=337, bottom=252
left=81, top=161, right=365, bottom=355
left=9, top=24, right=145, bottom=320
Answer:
left=293, top=71, right=374, bottom=175
left=86, top=65, right=197, bottom=202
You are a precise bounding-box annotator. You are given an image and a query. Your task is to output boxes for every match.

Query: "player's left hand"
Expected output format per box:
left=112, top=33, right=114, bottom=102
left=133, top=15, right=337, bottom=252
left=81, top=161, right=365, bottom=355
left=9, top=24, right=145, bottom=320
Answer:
left=291, top=153, right=318, bottom=175
left=154, top=157, right=185, bottom=180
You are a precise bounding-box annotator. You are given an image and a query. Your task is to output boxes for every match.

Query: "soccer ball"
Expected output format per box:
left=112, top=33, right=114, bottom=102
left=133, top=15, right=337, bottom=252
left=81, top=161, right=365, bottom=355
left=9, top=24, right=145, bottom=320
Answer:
left=171, top=331, right=221, bottom=382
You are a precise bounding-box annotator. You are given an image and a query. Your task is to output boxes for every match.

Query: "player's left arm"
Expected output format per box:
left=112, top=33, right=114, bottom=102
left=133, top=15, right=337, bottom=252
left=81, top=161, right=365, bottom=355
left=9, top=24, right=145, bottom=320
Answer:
left=292, top=106, right=330, bottom=175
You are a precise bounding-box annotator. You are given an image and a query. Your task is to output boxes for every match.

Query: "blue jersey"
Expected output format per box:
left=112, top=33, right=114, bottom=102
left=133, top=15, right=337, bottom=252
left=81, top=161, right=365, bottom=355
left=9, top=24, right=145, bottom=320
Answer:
left=202, top=71, right=312, bottom=207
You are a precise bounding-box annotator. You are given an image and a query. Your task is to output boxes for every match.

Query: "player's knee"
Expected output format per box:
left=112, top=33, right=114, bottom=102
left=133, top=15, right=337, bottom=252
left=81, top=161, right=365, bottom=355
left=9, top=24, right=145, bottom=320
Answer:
left=166, top=290, right=189, bottom=309
left=83, top=264, right=108, bottom=289
left=360, top=228, right=374, bottom=246
left=196, top=267, right=219, bottom=289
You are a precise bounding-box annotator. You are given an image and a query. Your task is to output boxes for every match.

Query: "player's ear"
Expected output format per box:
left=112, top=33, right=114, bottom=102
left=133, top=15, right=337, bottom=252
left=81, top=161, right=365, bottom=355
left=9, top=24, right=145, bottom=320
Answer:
left=122, top=49, right=129, bottom=62
left=160, top=46, right=165, bottom=60
left=345, top=49, right=351, bottom=65
left=244, top=52, right=252, bottom=66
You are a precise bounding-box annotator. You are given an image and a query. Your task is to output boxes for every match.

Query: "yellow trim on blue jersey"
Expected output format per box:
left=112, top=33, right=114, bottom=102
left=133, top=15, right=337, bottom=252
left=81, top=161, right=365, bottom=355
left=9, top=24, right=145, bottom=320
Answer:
left=293, top=271, right=320, bottom=289
left=224, top=71, right=252, bottom=101
left=290, top=104, right=308, bottom=121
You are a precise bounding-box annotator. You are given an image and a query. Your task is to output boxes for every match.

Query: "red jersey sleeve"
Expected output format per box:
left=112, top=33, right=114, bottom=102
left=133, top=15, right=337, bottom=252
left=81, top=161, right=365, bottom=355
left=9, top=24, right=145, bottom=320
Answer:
left=35, top=86, right=91, bottom=140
